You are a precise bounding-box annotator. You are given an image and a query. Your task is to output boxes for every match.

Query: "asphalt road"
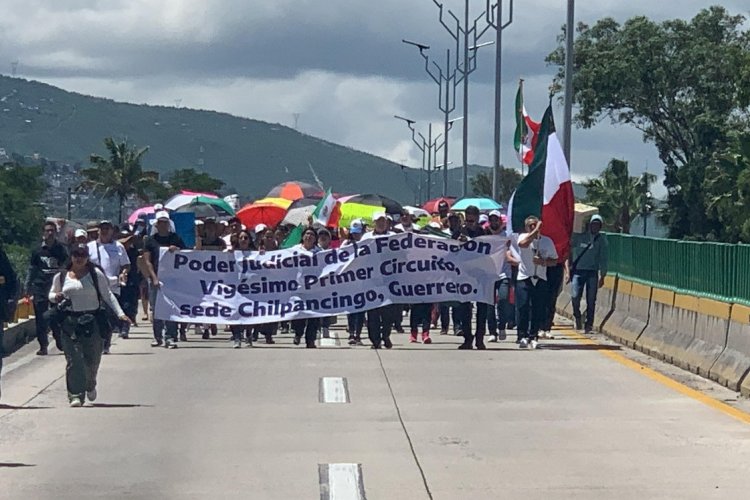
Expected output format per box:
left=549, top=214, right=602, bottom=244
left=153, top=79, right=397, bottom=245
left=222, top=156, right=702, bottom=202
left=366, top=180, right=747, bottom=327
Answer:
left=2, top=316, right=750, bottom=499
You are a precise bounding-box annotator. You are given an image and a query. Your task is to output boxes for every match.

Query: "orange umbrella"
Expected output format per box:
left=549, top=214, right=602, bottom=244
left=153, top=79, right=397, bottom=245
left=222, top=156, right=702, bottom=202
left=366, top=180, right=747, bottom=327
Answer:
left=266, top=181, right=321, bottom=201
left=236, top=197, right=292, bottom=229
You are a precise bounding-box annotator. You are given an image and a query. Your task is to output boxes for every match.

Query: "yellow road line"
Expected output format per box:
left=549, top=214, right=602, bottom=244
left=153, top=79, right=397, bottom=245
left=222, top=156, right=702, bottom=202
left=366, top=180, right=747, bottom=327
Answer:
left=559, top=329, right=750, bottom=426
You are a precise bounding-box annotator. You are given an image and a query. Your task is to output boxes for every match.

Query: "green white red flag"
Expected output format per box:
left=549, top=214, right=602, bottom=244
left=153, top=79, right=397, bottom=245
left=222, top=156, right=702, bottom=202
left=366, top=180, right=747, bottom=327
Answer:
left=513, top=81, right=540, bottom=166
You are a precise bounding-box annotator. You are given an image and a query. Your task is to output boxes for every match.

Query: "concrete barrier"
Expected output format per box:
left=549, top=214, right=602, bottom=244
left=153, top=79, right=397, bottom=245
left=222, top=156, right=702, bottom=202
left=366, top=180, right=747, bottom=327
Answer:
left=712, top=304, right=750, bottom=391
left=594, top=275, right=617, bottom=332
left=654, top=294, right=699, bottom=370
left=635, top=288, right=675, bottom=360
left=609, top=282, right=650, bottom=347
left=678, top=298, right=731, bottom=378
left=557, top=283, right=572, bottom=319
left=2, top=317, right=36, bottom=356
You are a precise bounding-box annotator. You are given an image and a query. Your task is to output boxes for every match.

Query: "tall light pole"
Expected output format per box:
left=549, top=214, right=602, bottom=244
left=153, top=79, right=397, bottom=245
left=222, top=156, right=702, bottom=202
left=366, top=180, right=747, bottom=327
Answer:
left=433, top=0, right=494, bottom=197
left=395, top=115, right=446, bottom=203
left=486, top=0, right=514, bottom=201
left=562, top=0, right=575, bottom=165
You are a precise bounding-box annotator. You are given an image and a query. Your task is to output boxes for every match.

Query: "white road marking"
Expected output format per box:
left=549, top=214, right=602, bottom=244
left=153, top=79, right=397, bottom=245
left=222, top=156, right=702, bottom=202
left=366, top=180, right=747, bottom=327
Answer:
left=319, top=463, right=366, bottom=500
left=319, top=377, right=350, bottom=403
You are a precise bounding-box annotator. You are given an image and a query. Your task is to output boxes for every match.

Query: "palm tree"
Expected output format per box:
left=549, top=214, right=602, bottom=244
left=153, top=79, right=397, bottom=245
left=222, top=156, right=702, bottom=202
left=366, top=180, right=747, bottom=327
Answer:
left=583, top=159, right=656, bottom=233
left=80, top=138, right=160, bottom=222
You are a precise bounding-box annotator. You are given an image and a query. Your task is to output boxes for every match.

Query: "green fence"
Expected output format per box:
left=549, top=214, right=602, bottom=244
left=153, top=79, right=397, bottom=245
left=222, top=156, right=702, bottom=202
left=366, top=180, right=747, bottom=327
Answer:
left=606, top=233, right=750, bottom=306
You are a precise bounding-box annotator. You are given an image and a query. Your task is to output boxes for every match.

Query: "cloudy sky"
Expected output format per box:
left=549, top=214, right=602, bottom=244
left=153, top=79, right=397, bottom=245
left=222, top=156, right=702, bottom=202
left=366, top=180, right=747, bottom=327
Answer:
left=2, top=0, right=748, bottom=194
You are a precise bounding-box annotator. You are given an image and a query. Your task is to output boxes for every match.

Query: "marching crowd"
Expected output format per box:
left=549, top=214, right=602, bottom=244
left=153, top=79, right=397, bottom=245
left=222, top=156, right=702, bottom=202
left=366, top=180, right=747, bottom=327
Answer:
left=0, top=199, right=608, bottom=406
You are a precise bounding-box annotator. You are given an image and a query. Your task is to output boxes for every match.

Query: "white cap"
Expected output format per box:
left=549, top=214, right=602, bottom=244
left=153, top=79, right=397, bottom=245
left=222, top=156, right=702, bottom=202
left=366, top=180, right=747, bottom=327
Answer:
left=427, top=221, right=442, bottom=229
left=488, top=210, right=502, bottom=219
left=155, top=210, right=170, bottom=221
left=74, top=229, right=87, bottom=238
left=194, top=220, right=204, bottom=226
left=479, top=214, right=489, bottom=224
left=254, top=223, right=268, bottom=233
left=372, top=212, right=387, bottom=221
left=154, top=203, right=164, bottom=211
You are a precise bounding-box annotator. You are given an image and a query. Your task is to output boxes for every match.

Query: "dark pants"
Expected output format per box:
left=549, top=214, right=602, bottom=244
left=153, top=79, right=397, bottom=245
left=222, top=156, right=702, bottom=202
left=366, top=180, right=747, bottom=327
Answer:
left=149, top=284, right=177, bottom=342
left=33, top=297, right=61, bottom=349
left=544, top=264, right=565, bottom=331
left=456, top=302, right=484, bottom=346
left=495, top=279, right=512, bottom=331
left=61, top=314, right=103, bottom=402
left=230, top=325, right=252, bottom=342
left=347, top=312, right=365, bottom=337
left=367, top=305, right=396, bottom=347
left=409, top=303, right=431, bottom=332
left=0, top=322, right=4, bottom=385
left=571, top=270, right=599, bottom=330
left=475, top=301, right=497, bottom=336
left=515, top=278, right=549, bottom=341
left=292, top=318, right=320, bottom=346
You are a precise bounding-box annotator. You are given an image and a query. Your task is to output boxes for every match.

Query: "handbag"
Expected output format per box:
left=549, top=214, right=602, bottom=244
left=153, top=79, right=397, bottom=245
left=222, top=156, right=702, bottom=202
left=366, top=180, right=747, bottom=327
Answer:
left=89, top=265, right=119, bottom=337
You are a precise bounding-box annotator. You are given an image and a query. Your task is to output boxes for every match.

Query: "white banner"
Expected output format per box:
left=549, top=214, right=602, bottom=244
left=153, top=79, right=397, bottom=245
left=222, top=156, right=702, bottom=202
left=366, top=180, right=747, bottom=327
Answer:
left=154, top=233, right=506, bottom=325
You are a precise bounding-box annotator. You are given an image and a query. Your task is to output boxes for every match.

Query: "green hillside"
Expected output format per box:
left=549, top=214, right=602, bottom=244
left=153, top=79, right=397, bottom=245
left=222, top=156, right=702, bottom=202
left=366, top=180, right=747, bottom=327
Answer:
left=0, top=75, right=430, bottom=201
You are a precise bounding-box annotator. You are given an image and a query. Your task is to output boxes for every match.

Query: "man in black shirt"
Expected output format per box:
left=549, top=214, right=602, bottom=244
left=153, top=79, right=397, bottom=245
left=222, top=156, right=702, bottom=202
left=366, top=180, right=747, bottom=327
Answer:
left=454, top=206, right=488, bottom=350
left=25, top=221, right=68, bottom=355
left=143, top=211, right=186, bottom=349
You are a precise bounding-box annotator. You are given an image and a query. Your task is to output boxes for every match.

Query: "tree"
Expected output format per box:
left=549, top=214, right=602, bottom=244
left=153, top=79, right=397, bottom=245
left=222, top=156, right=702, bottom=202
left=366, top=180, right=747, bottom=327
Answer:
left=167, top=168, right=225, bottom=195
left=583, top=159, right=656, bottom=234
left=81, top=138, right=160, bottom=222
left=704, top=133, right=750, bottom=242
left=470, top=167, right=523, bottom=203
left=547, top=6, right=750, bottom=239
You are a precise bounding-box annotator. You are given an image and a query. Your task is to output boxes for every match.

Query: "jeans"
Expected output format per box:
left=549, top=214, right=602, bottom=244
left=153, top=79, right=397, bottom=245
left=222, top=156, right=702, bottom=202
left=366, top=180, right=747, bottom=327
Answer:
left=515, top=278, right=549, bottom=341
left=495, top=279, right=512, bottom=331
left=292, top=318, right=320, bottom=346
left=149, top=283, right=177, bottom=342
left=230, top=325, right=252, bottom=342
left=544, top=264, right=565, bottom=331
left=409, top=303, right=431, bottom=332
left=571, top=270, right=599, bottom=330
left=347, top=312, right=365, bottom=337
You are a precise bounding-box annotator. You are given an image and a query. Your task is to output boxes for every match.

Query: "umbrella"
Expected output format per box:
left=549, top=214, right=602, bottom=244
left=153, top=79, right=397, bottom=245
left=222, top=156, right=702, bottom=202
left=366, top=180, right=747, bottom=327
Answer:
left=422, top=196, right=456, bottom=214
left=281, top=197, right=320, bottom=227
left=338, top=194, right=403, bottom=227
left=236, top=197, right=292, bottom=229
left=451, top=197, right=503, bottom=212
left=164, top=190, right=219, bottom=211
left=175, top=196, right=236, bottom=217
left=176, top=203, right=220, bottom=219
left=128, top=205, right=155, bottom=224
left=403, top=205, right=430, bottom=219
left=266, top=181, right=321, bottom=201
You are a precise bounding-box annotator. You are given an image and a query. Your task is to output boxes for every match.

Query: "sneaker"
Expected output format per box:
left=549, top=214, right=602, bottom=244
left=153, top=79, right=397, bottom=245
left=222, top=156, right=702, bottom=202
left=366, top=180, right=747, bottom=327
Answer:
left=306, top=342, right=317, bottom=349
left=233, top=340, right=242, bottom=349
left=422, top=332, right=432, bottom=344
left=36, top=348, right=48, bottom=356
left=293, top=336, right=301, bottom=346
left=202, top=330, right=210, bottom=340
left=475, top=342, right=487, bottom=350
left=530, top=340, right=539, bottom=350
left=584, top=328, right=594, bottom=335
left=355, top=338, right=364, bottom=346
left=179, top=332, right=188, bottom=342
left=102, top=347, right=110, bottom=355
left=151, top=340, right=163, bottom=347
left=384, top=338, right=393, bottom=349
left=348, top=336, right=356, bottom=346
left=488, top=335, right=498, bottom=343
left=69, top=398, right=82, bottom=408
left=118, top=333, right=129, bottom=339
left=574, top=317, right=583, bottom=331
left=86, top=388, right=97, bottom=402
left=409, top=332, right=418, bottom=343
left=519, top=338, right=529, bottom=349
left=498, top=329, right=507, bottom=341
left=457, top=343, right=472, bottom=350
left=439, top=329, right=448, bottom=335
left=166, top=340, right=178, bottom=349
left=539, top=331, right=550, bottom=339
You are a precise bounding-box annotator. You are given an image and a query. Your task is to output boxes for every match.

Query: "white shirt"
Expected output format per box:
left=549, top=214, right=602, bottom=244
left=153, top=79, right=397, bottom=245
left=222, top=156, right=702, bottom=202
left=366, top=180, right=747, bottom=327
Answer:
left=88, top=240, right=130, bottom=294
left=394, top=223, right=421, bottom=233
left=510, top=233, right=558, bottom=282
left=48, top=268, right=125, bottom=316
left=360, top=230, right=395, bottom=241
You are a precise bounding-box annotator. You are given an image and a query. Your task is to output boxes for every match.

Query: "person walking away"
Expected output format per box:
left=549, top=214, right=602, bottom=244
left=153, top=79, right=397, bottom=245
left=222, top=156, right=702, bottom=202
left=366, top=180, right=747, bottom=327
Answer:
left=48, top=244, right=129, bottom=407
left=454, top=206, right=488, bottom=350
left=361, top=213, right=397, bottom=349
left=567, top=214, right=608, bottom=334
left=508, top=217, right=558, bottom=349
left=0, top=242, right=18, bottom=400
left=143, top=211, right=186, bottom=349
left=291, top=227, right=321, bottom=348
left=25, top=221, right=68, bottom=355
left=88, top=220, right=130, bottom=354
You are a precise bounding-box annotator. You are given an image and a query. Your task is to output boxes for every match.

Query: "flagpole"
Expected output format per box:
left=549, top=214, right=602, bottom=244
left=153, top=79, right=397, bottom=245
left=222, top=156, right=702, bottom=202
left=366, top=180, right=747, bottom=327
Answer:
left=518, top=79, right=525, bottom=177
left=562, top=0, right=575, bottom=167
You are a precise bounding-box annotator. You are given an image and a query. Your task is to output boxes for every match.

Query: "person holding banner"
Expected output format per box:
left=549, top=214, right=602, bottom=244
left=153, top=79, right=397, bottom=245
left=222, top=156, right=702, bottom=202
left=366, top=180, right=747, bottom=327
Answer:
left=343, top=220, right=366, bottom=346
left=455, top=206, right=488, bottom=350
left=291, top=227, right=321, bottom=348
left=508, top=216, right=558, bottom=349
left=361, top=213, right=397, bottom=349
left=143, top=211, right=186, bottom=349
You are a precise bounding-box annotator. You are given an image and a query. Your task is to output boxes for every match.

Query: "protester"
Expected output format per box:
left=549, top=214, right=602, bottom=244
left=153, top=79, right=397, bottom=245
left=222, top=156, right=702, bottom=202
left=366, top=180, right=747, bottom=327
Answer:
left=568, top=214, right=609, bottom=334
left=291, top=227, right=321, bottom=348
left=0, top=242, right=18, bottom=399
left=73, top=229, right=88, bottom=246
left=454, top=205, right=488, bottom=350
left=88, top=220, right=130, bottom=354
left=316, top=228, right=336, bottom=338
left=483, top=210, right=507, bottom=343
left=508, top=216, right=558, bottom=349
left=223, top=217, right=243, bottom=249
left=343, top=220, right=366, bottom=346
left=143, top=211, right=186, bottom=349
left=361, top=213, right=397, bottom=349
left=394, top=210, right=420, bottom=233
left=116, top=225, right=140, bottom=337
left=48, top=243, right=129, bottom=407
left=25, top=221, right=68, bottom=355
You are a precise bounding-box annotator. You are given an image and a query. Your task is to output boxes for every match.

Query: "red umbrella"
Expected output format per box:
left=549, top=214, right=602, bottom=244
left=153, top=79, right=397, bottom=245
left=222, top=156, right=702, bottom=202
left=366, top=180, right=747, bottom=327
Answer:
left=422, top=197, right=456, bottom=214
left=266, top=181, right=321, bottom=201
left=236, top=197, right=292, bottom=229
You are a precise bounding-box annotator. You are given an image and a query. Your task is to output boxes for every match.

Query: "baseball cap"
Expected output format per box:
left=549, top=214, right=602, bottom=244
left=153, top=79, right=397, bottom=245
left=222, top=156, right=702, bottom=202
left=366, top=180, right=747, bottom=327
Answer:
left=194, top=220, right=204, bottom=226
left=153, top=203, right=164, bottom=211
left=255, top=223, right=268, bottom=234
left=155, top=210, right=170, bottom=221
left=71, top=243, right=89, bottom=256
left=372, top=212, right=387, bottom=221
left=99, top=219, right=114, bottom=228
left=488, top=210, right=502, bottom=219
left=350, top=220, right=363, bottom=234
left=590, top=214, right=604, bottom=224
left=74, top=228, right=87, bottom=238
left=479, top=214, right=489, bottom=224
left=438, top=200, right=449, bottom=209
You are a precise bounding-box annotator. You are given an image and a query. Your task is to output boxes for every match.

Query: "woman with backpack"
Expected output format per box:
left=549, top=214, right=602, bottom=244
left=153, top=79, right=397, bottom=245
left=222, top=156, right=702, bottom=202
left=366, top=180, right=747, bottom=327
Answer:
left=48, top=243, right=130, bottom=407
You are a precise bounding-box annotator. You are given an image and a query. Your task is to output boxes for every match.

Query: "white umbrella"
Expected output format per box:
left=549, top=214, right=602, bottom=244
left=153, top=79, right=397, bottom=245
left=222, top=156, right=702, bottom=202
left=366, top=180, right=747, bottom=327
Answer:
left=164, top=191, right=219, bottom=211
left=403, top=206, right=430, bottom=219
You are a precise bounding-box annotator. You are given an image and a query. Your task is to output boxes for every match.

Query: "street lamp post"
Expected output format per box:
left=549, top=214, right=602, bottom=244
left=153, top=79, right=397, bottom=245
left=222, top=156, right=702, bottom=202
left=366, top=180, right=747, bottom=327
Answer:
left=562, top=0, right=575, bottom=165
left=485, top=0, right=514, bottom=201
left=432, top=0, right=494, bottom=197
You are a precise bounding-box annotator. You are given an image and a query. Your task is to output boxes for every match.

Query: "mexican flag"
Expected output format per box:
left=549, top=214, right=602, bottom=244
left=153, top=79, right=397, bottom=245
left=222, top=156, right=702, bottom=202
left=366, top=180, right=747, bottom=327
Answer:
left=513, top=81, right=540, bottom=166
left=506, top=104, right=575, bottom=260
left=312, top=188, right=341, bottom=227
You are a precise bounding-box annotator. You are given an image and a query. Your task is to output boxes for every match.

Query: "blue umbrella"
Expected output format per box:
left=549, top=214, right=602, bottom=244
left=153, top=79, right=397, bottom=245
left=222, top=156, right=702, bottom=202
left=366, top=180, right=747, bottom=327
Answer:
left=451, top=197, right=503, bottom=211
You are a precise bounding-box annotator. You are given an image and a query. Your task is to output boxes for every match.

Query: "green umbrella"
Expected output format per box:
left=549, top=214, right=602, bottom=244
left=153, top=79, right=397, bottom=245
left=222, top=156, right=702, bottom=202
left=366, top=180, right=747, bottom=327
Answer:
left=189, top=196, right=236, bottom=216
